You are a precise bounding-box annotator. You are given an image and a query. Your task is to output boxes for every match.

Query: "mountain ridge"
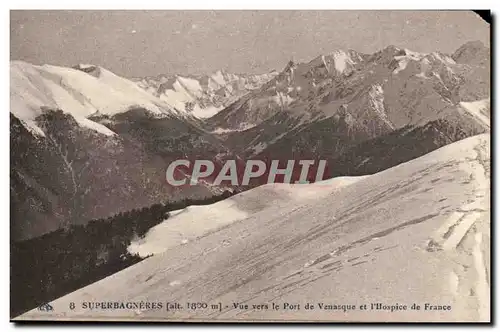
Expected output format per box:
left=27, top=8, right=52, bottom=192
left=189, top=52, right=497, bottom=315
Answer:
left=206, top=41, right=490, bottom=160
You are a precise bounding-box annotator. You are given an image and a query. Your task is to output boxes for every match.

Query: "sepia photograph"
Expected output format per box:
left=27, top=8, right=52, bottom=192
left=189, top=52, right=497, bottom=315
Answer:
left=9, top=9, right=491, bottom=323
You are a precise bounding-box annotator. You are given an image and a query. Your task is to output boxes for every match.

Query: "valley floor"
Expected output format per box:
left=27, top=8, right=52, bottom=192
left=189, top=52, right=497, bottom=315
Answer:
left=16, top=134, right=491, bottom=322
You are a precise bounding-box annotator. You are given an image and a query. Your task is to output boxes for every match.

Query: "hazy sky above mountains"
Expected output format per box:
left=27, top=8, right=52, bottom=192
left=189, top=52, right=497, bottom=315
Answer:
left=11, top=10, right=489, bottom=77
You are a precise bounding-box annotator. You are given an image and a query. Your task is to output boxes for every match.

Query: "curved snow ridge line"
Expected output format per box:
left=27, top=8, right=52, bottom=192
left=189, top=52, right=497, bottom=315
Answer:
left=127, top=175, right=367, bottom=258
left=38, top=64, right=167, bottom=115
left=34, top=68, right=118, bottom=136
left=74, top=117, right=116, bottom=136
left=10, top=61, right=178, bottom=136
left=17, top=118, right=46, bottom=137
left=35, top=65, right=98, bottom=113
left=127, top=199, right=250, bottom=257
left=31, top=68, right=118, bottom=136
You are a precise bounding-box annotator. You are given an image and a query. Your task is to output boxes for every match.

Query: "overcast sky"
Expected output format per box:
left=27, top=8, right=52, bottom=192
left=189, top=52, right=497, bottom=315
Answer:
left=10, top=10, right=489, bottom=78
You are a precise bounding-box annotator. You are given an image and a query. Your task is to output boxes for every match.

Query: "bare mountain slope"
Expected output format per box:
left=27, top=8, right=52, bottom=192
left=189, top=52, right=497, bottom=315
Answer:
left=17, top=134, right=490, bottom=322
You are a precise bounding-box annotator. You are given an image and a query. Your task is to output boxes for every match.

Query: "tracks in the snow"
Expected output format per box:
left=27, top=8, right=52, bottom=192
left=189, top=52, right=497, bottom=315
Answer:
left=427, top=137, right=490, bottom=321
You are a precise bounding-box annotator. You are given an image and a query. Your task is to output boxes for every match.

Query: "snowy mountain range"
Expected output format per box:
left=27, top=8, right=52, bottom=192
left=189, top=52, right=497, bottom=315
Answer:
left=10, top=41, right=490, bottom=241
left=134, top=70, right=278, bottom=118
left=207, top=41, right=490, bottom=160
left=10, top=37, right=491, bottom=322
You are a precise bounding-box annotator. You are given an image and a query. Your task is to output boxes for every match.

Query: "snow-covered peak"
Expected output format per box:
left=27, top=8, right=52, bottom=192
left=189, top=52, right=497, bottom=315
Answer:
left=10, top=61, right=178, bottom=136
left=392, top=48, right=427, bottom=74
left=391, top=48, right=459, bottom=75
left=329, top=50, right=356, bottom=73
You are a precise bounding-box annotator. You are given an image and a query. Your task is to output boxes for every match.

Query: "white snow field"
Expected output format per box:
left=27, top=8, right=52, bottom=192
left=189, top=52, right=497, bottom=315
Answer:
left=17, top=134, right=490, bottom=322
left=128, top=176, right=369, bottom=257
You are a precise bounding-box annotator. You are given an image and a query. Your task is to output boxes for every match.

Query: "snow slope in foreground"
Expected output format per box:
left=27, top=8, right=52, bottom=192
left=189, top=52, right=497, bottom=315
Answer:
left=17, top=134, right=490, bottom=322
left=128, top=176, right=368, bottom=257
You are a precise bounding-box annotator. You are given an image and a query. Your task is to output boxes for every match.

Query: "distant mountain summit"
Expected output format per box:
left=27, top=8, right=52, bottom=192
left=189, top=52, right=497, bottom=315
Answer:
left=134, top=69, right=278, bottom=118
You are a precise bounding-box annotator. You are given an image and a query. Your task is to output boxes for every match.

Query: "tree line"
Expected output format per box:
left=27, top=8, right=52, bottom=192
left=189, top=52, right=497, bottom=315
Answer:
left=10, top=190, right=235, bottom=317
